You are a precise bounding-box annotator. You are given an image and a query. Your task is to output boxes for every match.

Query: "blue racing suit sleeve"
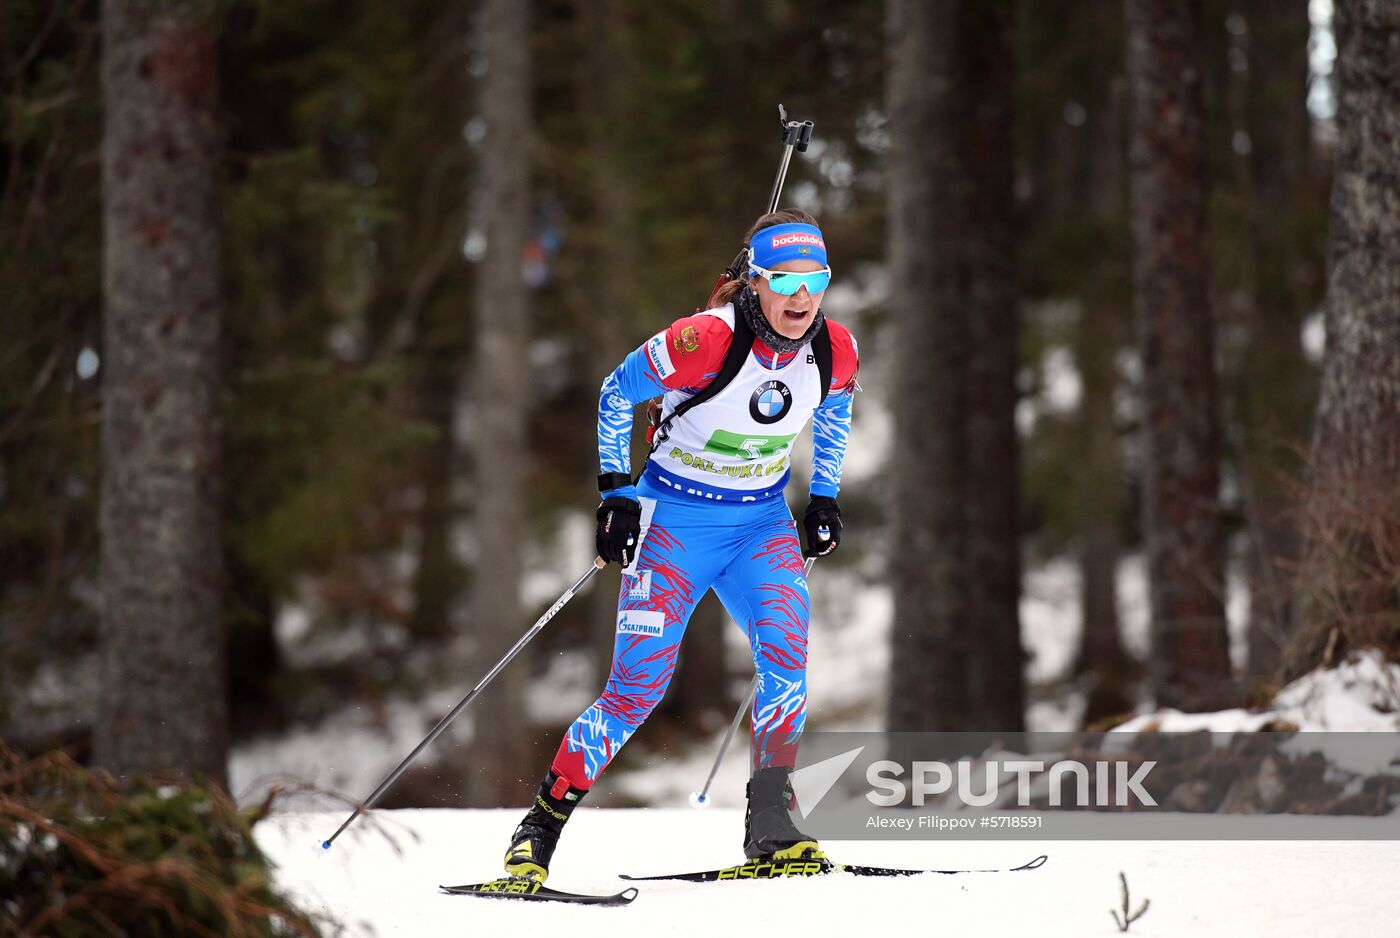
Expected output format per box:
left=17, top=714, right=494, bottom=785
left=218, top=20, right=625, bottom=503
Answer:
left=810, top=388, right=854, bottom=500
left=598, top=343, right=669, bottom=501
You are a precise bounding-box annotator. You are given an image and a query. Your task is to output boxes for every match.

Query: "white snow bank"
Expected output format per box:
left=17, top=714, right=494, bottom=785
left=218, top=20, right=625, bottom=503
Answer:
left=1106, top=650, right=1400, bottom=779
left=1272, top=649, right=1400, bottom=731
left=1111, top=650, right=1400, bottom=736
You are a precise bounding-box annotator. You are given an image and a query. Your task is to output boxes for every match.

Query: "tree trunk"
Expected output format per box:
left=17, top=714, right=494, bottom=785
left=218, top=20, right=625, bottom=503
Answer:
left=962, top=0, right=1025, bottom=733
left=1075, top=287, right=1134, bottom=723
left=887, top=0, right=971, bottom=734
left=1074, top=249, right=1132, bottom=721
left=224, top=552, right=280, bottom=738
left=1232, top=1, right=1319, bottom=689
left=1075, top=74, right=1135, bottom=723
left=887, top=0, right=1023, bottom=734
left=1288, top=0, right=1400, bottom=677
left=409, top=316, right=464, bottom=644
left=465, top=0, right=533, bottom=806
left=96, top=0, right=227, bottom=784
left=394, top=3, right=475, bottom=647
left=1125, top=0, right=1232, bottom=711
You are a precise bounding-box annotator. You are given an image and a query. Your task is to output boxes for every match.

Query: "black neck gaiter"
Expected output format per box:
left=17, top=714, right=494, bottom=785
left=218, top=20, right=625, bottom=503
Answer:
left=733, top=285, right=825, bottom=355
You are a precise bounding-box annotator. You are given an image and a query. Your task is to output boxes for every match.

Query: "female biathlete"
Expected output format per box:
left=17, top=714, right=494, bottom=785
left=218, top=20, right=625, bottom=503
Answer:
left=503, top=208, right=860, bottom=881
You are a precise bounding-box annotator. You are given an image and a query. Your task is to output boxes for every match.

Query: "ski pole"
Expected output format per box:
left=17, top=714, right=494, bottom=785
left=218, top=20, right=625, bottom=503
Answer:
left=319, top=557, right=608, bottom=851
left=690, top=555, right=816, bottom=808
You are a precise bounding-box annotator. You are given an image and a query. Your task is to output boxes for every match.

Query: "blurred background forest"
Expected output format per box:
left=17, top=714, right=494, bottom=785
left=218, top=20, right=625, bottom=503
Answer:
left=2, top=0, right=1396, bottom=815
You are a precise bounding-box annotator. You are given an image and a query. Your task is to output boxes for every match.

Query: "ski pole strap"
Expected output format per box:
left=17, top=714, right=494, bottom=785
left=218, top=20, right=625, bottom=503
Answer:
left=597, top=472, right=633, bottom=494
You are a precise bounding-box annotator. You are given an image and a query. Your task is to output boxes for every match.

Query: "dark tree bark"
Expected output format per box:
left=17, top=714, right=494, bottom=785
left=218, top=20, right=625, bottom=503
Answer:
left=1125, top=0, right=1232, bottom=711
left=409, top=326, right=462, bottom=644
left=962, top=0, right=1026, bottom=732
left=96, top=0, right=228, bottom=783
left=887, top=0, right=971, bottom=734
left=1074, top=75, right=1135, bottom=724
left=224, top=552, right=280, bottom=738
left=465, top=0, right=533, bottom=806
left=1075, top=288, right=1135, bottom=723
left=1288, top=0, right=1400, bottom=677
left=1231, top=1, right=1320, bottom=688
left=887, top=0, right=1024, bottom=734
left=403, top=6, right=477, bottom=648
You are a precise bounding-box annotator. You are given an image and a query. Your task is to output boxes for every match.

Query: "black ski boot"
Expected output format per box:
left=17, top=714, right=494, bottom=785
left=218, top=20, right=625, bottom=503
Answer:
left=743, top=765, right=827, bottom=861
left=503, top=770, right=588, bottom=882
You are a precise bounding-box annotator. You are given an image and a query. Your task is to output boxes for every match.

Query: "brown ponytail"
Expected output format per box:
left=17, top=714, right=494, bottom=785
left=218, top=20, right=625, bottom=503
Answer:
left=707, top=208, right=821, bottom=308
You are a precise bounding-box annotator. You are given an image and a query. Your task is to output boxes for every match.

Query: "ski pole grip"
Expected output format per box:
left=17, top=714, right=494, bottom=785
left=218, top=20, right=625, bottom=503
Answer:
left=769, top=104, right=815, bottom=213
left=777, top=104, right=814, bottom=151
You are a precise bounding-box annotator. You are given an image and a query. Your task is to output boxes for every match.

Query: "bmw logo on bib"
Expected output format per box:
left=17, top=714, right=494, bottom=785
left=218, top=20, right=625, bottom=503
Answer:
left=750, top=380, right=793, bottom=425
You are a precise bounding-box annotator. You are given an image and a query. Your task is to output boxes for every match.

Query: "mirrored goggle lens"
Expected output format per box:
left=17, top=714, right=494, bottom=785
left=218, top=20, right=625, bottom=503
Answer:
left=764, top=269, right=831, bottom=295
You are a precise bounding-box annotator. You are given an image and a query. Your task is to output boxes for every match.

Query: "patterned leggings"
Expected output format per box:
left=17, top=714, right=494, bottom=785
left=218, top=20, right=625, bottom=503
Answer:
left=549, top=477, right=811, bottom=789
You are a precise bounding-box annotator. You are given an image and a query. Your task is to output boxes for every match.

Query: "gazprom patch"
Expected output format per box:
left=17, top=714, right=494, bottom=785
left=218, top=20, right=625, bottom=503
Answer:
left=645, top=332, right=675, bottom=380
left=617, top=609, right=665, bottom=637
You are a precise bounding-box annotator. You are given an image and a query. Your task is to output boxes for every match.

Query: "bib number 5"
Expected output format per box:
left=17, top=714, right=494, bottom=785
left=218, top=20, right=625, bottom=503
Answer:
left=738, top=438, right=767, bottom=461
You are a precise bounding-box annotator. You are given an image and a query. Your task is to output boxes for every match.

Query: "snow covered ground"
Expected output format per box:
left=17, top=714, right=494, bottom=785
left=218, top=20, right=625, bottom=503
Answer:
left=253, top=647, right=1400, bottom=935
left=256, top=807, right=1400, bottom=937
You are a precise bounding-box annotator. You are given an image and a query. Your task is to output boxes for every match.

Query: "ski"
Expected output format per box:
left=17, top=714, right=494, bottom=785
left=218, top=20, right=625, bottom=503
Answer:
left=440, top=877, right=639, bottom=906
left=619, top=853, right=1047, bottom=883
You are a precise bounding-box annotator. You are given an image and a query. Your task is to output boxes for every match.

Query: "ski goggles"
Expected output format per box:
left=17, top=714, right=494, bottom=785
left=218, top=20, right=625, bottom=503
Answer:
left=747, top=260, right=832, bottom=296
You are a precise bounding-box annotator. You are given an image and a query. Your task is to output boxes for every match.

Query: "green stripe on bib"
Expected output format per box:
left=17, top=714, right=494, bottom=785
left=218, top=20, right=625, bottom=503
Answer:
left=703, top=429, right=797, bottom=460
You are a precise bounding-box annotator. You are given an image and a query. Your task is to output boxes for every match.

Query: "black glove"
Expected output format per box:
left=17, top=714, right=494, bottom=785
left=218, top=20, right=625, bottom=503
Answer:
left=802, top=496, right=842, bottom=558
left=596, top=497, right=642, bottom=566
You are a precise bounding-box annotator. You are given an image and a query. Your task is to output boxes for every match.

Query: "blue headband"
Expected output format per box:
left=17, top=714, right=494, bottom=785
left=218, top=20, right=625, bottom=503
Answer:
left=748, top=222, right=828, bottom=269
